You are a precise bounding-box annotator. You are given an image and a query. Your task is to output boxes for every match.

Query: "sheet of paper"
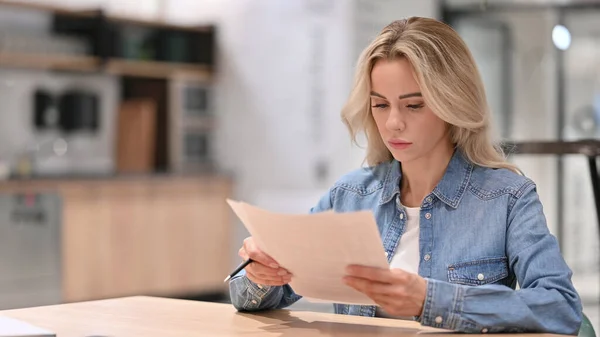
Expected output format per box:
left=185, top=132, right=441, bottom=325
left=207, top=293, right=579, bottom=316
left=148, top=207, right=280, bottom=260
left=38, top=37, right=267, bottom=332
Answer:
left=227, top=199, right=389, bottom=305
left=0, top=316, right=55, bottom=337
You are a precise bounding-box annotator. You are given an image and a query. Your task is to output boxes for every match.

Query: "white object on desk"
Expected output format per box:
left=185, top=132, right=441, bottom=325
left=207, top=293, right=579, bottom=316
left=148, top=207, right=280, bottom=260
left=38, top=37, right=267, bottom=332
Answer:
left=227, top=199, right=389, bottom=305
left=0, top=316, right=55, bottom=337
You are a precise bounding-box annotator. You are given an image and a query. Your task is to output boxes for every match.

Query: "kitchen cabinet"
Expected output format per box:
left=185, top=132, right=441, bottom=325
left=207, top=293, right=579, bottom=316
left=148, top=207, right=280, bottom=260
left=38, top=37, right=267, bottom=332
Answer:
left=0, top=175, right=232, bottom=304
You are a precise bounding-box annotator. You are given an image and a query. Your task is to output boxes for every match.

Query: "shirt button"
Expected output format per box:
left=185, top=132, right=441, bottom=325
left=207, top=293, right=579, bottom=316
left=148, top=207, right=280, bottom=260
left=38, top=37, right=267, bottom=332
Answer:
left=399, top=213, right=404, bottom=220
left=251, top=300, right=258, bottom=304
left=424, top=254, right=431, bottom=261
left=257, top=284, right=263, bottom=289
left=477, top=273, right=485, bottom=281
left=435, top=316, right=443, bottom=324
left=482, top=328, right=489, bottom=333
left=426, top=196, right=432, bottom=203
left=425, top=213, right=431, bottom=219
left=385, top=252, right=389, bottom=257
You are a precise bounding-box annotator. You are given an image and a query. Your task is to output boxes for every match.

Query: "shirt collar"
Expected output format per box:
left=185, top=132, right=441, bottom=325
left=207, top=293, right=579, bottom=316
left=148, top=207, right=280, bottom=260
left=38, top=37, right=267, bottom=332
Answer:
left=379, top=150, right=474, bottom=209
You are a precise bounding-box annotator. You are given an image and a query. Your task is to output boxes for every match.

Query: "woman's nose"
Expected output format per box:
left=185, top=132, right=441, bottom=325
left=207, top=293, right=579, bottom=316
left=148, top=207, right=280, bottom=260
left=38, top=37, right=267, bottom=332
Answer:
left=385, top=108, right=406, bottom=131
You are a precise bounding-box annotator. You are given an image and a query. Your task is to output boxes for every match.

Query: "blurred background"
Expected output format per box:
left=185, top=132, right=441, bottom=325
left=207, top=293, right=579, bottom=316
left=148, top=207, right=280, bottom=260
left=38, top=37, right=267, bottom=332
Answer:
left=0, top=0, right=597, bottom=332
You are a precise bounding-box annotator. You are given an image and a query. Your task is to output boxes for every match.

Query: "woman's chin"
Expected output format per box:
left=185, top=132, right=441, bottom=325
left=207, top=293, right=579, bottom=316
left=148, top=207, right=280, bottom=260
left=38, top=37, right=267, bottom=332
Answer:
left=389, top=149, right=419, bottom=164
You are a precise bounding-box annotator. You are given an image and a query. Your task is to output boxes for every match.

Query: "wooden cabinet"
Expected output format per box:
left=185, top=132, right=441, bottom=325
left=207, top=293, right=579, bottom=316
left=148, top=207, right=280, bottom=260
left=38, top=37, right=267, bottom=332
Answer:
left=0, top=175, right=232, bottom=303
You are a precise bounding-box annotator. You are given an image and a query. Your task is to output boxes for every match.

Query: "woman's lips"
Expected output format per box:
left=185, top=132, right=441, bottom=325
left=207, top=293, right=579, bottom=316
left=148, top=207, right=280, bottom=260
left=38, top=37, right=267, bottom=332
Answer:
left=388, top=140, right=412, bottom=150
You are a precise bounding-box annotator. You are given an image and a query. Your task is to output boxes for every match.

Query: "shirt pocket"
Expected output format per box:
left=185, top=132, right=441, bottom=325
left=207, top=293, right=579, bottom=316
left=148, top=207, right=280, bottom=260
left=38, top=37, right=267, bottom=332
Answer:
left=447, top=257, right=509, bottom=286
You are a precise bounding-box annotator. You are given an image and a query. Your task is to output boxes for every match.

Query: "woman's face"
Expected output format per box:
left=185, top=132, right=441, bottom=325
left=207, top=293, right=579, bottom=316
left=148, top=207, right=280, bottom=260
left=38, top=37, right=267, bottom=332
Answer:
left=370, top=57, right=450, bottom=164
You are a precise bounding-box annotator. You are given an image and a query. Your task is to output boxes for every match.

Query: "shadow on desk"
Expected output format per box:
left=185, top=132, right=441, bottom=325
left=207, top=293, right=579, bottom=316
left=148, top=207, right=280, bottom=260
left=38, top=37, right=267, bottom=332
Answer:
left=238, top=310, right=453, bottom=336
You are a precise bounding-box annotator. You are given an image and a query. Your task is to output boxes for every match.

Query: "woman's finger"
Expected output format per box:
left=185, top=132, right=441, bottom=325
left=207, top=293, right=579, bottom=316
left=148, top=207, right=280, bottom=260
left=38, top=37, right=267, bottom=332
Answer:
left=238, top=246, right=249, bottom=260
left=246, top=270, right=292, bottom=286
left=246, top=269, right=291, bottom=283
left=346, top=265, right=407, bottom=284
left=343, top=276, right=390, bottom=295
left=243, top=238, right=280, bottom=268
left=247, top=262, right=291, bottom=278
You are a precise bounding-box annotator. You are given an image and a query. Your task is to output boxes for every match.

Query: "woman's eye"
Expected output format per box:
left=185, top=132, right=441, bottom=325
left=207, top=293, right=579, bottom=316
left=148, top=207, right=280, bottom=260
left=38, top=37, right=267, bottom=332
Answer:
left=371, top=103, right=389, bottom=109
left=407, top=103, right=424, bottom=111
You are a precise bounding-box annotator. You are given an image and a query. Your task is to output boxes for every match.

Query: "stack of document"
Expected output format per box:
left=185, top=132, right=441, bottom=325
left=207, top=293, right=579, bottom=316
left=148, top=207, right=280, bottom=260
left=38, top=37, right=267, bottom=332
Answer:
left=0, top=316, right=55, bottom=337
left=227, top=199, right=389, bottom=305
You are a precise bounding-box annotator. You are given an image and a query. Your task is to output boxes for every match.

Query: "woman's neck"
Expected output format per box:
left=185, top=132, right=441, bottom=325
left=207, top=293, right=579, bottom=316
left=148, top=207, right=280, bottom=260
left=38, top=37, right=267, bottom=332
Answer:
left=400, top=141, right=454, bottom=207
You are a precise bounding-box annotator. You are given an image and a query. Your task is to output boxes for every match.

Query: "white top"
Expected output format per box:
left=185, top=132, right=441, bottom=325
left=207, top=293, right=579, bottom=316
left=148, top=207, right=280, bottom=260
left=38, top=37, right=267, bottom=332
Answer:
left=389, top=205, right=421, bottom=274
left=375, top=205, right=421, bottom=319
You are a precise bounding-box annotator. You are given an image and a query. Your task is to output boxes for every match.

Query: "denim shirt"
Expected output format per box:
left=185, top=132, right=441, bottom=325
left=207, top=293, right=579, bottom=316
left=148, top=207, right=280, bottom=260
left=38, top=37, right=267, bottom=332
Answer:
left=229, top=151, right=582, bottom=334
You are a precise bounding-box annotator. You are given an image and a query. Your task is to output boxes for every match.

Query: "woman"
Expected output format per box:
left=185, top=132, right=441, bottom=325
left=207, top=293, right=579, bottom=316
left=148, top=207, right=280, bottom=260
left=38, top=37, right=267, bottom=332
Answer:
left=228, top=17, right=582, bottom=334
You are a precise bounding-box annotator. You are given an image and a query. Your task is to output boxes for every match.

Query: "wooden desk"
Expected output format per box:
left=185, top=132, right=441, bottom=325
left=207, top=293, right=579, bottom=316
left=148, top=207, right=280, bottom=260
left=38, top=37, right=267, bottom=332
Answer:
left=0, top=296, right=560, bottom=337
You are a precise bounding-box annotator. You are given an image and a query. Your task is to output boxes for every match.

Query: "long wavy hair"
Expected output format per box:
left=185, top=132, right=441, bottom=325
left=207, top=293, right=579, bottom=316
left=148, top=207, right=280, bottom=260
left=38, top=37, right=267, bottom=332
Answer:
left=341, top=17, right=518, bottom=173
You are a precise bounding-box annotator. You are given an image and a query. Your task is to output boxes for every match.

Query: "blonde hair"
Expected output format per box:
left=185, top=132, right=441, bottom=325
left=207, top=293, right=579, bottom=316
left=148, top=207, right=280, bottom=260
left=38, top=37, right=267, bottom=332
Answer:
left=341, top=17, right=518, bottom=173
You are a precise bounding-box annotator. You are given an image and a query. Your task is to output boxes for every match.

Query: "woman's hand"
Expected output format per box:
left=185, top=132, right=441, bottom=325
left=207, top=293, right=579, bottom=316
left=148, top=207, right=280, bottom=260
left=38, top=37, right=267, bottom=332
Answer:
left=239, top=237, right=292, bottom=287
left=343, top=265, right=427, bottom=317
